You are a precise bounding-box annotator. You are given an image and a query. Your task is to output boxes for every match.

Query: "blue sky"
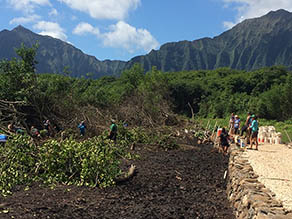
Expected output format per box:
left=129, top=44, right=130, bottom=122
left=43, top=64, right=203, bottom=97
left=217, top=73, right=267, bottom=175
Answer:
left=1, top=0, right=292, bottom=61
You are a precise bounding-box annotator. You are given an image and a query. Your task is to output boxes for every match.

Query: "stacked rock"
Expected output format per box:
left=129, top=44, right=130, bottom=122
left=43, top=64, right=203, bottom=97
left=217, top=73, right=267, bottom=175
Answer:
left=258, top=126, right=282, bottom=144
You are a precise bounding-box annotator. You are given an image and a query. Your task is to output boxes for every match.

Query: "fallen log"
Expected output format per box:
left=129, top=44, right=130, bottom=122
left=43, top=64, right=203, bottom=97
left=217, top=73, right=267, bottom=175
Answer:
left=115, top=164, right=136, bottom=184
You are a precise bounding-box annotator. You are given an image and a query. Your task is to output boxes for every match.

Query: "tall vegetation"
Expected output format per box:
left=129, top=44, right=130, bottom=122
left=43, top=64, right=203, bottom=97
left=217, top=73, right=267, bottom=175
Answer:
left=1, top=44, right=292, bottom=194
left=1, top=45, right=292, bottom=124
left=1, top=45, right=292, bottom=125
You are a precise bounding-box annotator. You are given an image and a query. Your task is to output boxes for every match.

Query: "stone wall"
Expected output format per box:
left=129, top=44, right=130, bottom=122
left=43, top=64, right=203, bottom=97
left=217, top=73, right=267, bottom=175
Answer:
left=226, top=146, right=292, bottom=219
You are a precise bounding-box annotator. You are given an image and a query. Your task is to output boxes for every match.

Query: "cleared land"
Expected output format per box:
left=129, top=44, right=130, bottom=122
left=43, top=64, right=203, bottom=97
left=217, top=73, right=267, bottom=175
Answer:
left=0, top=143, right=235, bottom=219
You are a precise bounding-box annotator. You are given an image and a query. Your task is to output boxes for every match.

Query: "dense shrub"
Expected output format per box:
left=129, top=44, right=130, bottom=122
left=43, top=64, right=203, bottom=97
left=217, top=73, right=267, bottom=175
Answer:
left=0, top=134, right=128, bottom=195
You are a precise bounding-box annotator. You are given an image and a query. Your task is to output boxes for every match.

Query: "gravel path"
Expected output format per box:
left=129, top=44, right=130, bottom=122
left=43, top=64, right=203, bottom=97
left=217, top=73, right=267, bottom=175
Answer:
left=246, top=144, right=292, bottom=211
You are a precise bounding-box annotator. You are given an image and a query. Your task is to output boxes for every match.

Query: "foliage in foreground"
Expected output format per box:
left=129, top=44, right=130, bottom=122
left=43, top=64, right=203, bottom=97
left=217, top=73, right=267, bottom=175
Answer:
left=0, top=126, right=180, bottom=196
left=0, top=134, right=126, bottom=195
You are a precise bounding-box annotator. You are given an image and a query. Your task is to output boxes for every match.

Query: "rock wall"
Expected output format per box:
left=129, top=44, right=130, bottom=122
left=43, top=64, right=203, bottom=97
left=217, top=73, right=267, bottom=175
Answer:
left=226, top=146, right=292, bottom=219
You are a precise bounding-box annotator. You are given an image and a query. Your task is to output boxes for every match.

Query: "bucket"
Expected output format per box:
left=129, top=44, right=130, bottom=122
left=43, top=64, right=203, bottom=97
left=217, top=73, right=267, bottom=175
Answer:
left=259, top=137, right=263, bottom=143
left=276, top=137, right=282, bottom=144
left=258, top=134, right=261, bottom=143
left=240, top=140, right=245, bottom=148
left=217, top=128, right=222, bottom=137
left=0, top=134, right=7, bottom=143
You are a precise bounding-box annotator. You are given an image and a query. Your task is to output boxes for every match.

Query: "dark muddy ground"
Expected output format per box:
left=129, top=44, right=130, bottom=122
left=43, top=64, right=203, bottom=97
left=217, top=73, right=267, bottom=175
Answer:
left=0, top=143, right=235, bottom=219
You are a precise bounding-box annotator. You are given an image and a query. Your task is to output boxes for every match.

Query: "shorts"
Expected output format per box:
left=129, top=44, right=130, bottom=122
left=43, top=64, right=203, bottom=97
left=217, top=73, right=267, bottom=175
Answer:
left=221, top=141, right=229, bottom=147
left=251, top=131, right=258, bottom=139
left=109, top=132, right=117, bottom=141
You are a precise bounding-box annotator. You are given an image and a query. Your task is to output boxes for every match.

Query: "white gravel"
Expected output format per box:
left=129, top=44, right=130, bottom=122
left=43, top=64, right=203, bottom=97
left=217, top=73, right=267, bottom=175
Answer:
left=245, top=144, right=292, bottom=211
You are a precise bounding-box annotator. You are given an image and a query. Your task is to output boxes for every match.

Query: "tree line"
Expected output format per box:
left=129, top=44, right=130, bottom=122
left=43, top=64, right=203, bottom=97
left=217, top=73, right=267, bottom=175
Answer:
left=1, top=44, right=292, bottom=127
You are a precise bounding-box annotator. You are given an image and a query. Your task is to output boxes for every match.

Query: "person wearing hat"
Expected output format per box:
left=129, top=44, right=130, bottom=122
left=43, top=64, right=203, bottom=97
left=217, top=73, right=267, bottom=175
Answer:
left=108, top=119, right=117, bottom=142
left=249, top=115, right=259, bottom=150
left=234, top=115, right=241, bottom=135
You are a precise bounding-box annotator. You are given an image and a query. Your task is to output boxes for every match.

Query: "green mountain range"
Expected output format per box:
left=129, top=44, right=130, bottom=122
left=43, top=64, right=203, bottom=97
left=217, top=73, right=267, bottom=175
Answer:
left=0, top=26, right=126, bottom=78
left=1, top=9, right=292, bottom=77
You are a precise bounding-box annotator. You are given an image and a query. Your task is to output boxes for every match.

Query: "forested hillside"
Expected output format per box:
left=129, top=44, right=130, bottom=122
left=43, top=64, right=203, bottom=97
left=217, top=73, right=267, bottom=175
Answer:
left=0, top=44, right=291, bottom=215
left=1, top=44, right=291, bottom=132
left=129, top=9, right=292, bottom=72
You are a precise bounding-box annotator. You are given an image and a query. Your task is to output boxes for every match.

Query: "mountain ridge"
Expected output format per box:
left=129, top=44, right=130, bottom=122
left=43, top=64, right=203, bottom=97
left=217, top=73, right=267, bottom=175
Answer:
left=1, top=9, right=292, bottom=77
left=0, top=25, right=127, bottom=78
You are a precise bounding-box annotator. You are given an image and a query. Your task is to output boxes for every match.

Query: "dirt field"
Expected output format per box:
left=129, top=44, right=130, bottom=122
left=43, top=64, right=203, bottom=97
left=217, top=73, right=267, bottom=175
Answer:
left=0, top=143, right=235, bottom=219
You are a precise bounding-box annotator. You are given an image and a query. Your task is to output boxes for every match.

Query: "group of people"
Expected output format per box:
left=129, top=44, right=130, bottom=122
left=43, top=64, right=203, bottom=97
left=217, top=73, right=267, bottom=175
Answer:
left=6, top=118, right=118, bottom=142
left=219, top=112, right=259, bottom=154
left=8, top=120, right=53, bottom=138
left=78, top=119, right=118, bottom=142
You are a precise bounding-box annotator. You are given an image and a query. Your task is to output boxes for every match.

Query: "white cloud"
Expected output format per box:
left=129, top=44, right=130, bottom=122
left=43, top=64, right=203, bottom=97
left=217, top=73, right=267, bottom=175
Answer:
left=58, top=0, right=140, bottom=20
left=33, top=21, right=67, bottom=41
left=73, top=22, right=100, bottom=36
left=49, top=8, right=58, bottom=16
left=9, top=14, right=41, bottom=25
left=102, top=21, right=159, bottom=53
left=223, top=21, right=236, bottom=29
left=7, top=0, right=51, bottom=13
left=222, top=0, right=292, bottom=28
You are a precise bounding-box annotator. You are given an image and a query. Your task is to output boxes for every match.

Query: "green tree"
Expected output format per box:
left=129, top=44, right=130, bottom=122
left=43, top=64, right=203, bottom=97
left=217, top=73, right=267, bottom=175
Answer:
left=0, top=44, right=38, bottom=101
left=138, top=67, right=170, bottom=115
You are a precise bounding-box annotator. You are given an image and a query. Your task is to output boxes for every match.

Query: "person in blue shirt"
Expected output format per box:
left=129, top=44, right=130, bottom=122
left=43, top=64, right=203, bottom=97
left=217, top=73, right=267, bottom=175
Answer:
left=234, top=115, right=241, bottom=135
left=249, top=115, right=259, bottom=150
left=78, top=121, right=86, bottom=136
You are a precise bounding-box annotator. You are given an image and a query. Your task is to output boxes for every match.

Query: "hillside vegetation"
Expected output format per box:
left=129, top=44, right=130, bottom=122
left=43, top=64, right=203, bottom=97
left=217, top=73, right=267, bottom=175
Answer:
left=1, top=44, right=292, bottom=194
left=1, top=44, right=292, bottom=127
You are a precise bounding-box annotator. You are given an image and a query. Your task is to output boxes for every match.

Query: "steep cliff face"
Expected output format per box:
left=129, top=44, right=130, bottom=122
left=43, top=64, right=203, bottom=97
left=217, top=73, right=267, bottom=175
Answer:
left=0, top=25, right=126, bottom=78
left=1, top=9, right=292, bottom=77
left=126, top=9, right=292, bottom=72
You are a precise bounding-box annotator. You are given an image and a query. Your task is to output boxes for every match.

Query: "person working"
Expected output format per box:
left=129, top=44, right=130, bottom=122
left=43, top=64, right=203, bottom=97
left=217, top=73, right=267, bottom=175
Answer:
left=108, top=119, right=118, bottom=142
left=234, top=115, right=241, bottom=135
left=30, top=126, right=40, bottom=137
left=249, top=115, right=259, bottom=150
left=219, top=127, right=230, bottom=155
left=78, top=121, right=86, bottom=136
left=240, top=112, right=252, bottom=138
left=229, top=113, right=235, bottom=135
